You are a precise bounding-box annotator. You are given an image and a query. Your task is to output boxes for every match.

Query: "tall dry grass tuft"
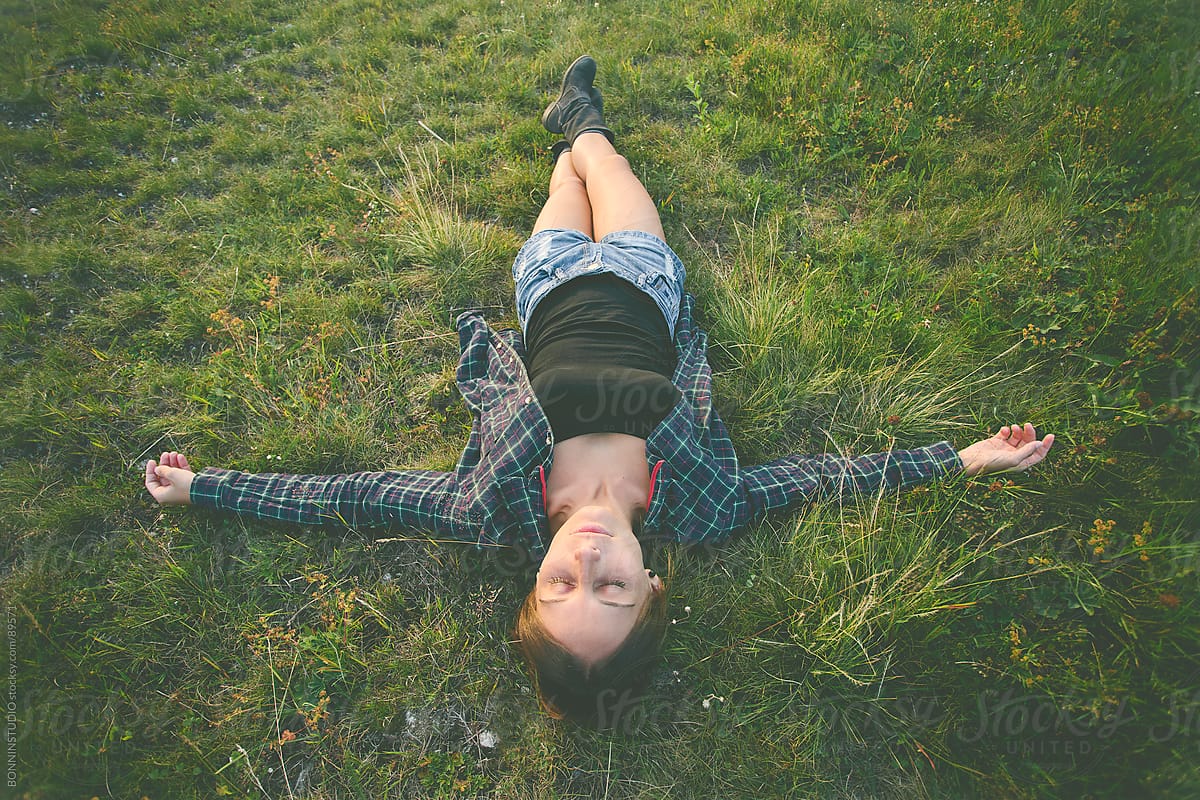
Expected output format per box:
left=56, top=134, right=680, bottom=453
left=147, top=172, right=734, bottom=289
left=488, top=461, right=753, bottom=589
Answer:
left=379, top=147, right=522, bottom=315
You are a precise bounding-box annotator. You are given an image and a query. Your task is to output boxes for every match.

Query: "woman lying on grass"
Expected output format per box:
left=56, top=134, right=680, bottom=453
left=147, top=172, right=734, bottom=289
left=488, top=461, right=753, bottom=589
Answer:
left=144, top=55, right=1054, bottom=727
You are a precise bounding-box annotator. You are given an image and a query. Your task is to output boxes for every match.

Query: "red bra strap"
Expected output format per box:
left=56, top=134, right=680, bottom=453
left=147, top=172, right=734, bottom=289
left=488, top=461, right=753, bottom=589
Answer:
left=539, top=464, right=548, bottom=514
left=646, top=459, right=664, bottom=506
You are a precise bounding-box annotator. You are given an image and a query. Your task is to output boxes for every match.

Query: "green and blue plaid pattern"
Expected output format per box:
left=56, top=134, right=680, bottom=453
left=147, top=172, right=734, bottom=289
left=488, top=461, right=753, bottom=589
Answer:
left=191, top=293, right=963, bottom=561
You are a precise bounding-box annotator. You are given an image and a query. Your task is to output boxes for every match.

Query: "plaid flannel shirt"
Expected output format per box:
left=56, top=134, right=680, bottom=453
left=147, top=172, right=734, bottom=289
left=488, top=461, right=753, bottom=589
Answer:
left=191, top=293, right=963, bottom=561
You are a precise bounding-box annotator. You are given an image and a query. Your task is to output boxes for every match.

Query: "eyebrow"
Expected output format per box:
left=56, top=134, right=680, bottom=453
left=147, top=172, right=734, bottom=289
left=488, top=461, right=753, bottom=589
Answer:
left=538, top=598, right=637, bottom=608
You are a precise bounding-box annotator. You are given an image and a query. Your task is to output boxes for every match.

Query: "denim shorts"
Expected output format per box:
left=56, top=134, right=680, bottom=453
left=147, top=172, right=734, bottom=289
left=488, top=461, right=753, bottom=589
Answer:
left=512, top=228, right=687, bottom=337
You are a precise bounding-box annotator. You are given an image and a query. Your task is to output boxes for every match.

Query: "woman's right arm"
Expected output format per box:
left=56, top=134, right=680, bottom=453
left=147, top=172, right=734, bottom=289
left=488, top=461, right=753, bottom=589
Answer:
left=144, top=451, right=461, bottom=534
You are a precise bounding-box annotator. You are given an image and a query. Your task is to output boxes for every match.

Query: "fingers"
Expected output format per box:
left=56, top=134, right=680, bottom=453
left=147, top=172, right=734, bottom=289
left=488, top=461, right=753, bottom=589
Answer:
left=1015, top=439, right=1041, bottom=463
left=997, top=423, right=1037, bottom=446
left=1037, top=433, right=1054, bottom=461
left=158, top=451, right=189, bottom=469
left=145, top=459, right=160, bottom=488
left=1014, top=434, right=1056, bottom=470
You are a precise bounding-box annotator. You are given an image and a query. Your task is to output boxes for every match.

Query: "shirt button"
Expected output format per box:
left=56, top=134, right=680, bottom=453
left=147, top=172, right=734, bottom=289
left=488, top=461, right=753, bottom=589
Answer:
left=524, top=396, right=532, bottom=404
left=545, top=435, right=552, bottom=445
left=637, top=274, right=646, bottom=286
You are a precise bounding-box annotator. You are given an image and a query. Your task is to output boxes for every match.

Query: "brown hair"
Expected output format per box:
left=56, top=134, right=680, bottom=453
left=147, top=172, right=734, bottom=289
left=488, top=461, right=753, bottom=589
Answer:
left=514, top=579, right=669, bottom=728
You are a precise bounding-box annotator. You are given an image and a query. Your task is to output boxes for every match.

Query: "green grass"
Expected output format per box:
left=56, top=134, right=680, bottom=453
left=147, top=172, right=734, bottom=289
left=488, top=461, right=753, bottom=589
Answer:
left=2, top=0, right=1198, bottom=796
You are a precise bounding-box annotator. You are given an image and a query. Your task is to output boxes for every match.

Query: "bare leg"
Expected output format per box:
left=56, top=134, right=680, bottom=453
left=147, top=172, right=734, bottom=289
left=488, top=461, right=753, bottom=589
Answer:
left=532, top=148, right=593, bottom=240
left=569, top=131, right=665, bottom=241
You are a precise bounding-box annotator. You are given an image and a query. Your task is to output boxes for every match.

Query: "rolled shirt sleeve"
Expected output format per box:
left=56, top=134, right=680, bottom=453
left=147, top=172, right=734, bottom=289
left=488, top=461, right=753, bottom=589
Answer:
left=740, top=440, right=963, bottom=520
left=189, top=467, right=461, bottom=535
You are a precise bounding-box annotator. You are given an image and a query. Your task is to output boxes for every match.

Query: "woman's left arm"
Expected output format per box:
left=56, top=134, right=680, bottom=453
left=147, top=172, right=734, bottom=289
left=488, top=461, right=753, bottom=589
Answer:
left=739, top=423, right=1053, bottom=519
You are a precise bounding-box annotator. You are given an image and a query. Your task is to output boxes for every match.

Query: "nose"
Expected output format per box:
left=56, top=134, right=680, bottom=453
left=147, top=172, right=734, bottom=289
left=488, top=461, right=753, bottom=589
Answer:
left=573, top=545, right=601, bottom=578
left=574, top=545, right=601, bottom=564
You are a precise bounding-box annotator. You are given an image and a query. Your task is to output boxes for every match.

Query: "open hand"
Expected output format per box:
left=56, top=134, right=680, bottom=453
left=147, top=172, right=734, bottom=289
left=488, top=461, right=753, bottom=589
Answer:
left=145, top=451, right=195, bottom=506
left=957, top=423, right=1054, bottom=477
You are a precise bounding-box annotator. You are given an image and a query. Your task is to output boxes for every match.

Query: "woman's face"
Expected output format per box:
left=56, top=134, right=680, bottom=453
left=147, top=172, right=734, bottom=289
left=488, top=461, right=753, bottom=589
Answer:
left=535, top=504, right=662, bottom=665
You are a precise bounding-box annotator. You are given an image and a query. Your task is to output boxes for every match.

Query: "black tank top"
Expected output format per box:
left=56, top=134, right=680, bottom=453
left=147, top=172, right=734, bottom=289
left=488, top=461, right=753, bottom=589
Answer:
left=524, top=273, right=681, bottom=441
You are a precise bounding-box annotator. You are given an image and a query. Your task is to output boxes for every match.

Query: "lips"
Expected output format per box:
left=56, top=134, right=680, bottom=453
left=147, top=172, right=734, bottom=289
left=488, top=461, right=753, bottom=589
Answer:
left=573, top=525, right=612, bottom=536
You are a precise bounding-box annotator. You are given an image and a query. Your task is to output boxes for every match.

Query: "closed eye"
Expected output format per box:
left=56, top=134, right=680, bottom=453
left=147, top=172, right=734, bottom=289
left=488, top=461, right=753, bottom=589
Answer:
left=545, top=577, right=627, bottom=589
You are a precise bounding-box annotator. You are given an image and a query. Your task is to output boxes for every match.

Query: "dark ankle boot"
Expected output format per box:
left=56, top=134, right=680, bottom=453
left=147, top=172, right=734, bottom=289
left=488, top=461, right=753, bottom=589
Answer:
left=546, top=89, right=603, bottom=164
left=541, top=55, right=614, bottom=145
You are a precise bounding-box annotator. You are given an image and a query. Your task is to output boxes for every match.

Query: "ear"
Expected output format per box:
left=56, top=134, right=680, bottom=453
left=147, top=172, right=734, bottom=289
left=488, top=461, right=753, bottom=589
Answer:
left=646, top=569, right=663, bottom=593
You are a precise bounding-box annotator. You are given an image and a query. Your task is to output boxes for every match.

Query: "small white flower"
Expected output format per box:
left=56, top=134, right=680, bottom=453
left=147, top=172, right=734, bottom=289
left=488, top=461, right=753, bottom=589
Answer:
left=683, top=606, right=691, bottom=613
left=29, top=208, right=38, bottom=214
left=478, top=730, right=499, bottom=748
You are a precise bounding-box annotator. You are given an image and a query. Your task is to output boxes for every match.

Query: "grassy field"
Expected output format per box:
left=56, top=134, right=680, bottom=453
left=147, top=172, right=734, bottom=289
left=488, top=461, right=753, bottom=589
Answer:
left=2, top=0, right=1198, bottom=796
